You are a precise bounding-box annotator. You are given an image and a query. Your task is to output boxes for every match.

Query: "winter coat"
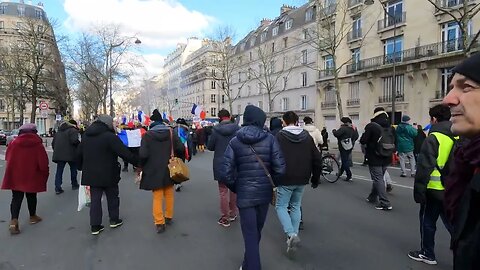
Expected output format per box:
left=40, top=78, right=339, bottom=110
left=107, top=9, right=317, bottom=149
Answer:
left=276, top=126, right=321, bottom=186
left=304, top=124, right=323, bottom=147
left=321, top=129, right=329, bottom=147
left=77, top=121, right=138, bottom=188
left=414, top=129, right=427, bottom=155
left=139, top=124, right=185, bottom=190
left=333, top=124, right=359, bottom=152
left=196, top=128, right=206, bottom=145
left=1, top=133, right=49, bottom=193
left=221, top=125, right=286, bottom=208
left=173, top=124, right=193, bottom=162
left=413, top=121, right=453, bottom=204
left=207, top=120, right=240, bottom=180
left=52, top=122, right=80, bottom=163
left=359, top=113, right=395, bottom=167
left=396, top=122, right=418, bottom=153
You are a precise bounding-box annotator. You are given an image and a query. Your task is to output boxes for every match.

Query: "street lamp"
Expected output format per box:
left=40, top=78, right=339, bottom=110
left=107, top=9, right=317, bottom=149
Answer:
left=365, top=0, right=398, bottom=125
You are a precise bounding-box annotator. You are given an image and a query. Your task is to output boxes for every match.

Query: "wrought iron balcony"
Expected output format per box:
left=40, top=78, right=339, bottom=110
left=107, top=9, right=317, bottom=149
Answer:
left=347, top=29, right=362, bottom=42
left=378, top=12, right=406, bottom=32
left=378, top=95, right=405, bottom=103
left=321, top=101, right=337, bottom=109
left=346, top=37, right=470, bottom=74
left=318, top=69, right=335, bottom=79
left=347, top=99, right=360, bottom=106
left=435, top=0, right=472, bottom=8
left=348, top=0, right=363, bottom=8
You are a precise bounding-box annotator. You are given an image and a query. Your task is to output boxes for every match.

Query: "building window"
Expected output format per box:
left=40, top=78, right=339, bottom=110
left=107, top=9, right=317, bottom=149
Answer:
left=349, top=82, right=360, bottom=99
left=248, top=68, right=252, bottom=79
left=283, top=37, right=288, bottom=48
left=237, top=104, right=242, bottom=115
left=351, top=48, right=360, bottom=69
left=211, top=81, right=216, bottom=89
left=249, top=51, right=253, bottom=61
left=250, top=36, right=256, bottom=47
left=258, top=101, right=263, bottom=110
left=221, top=95, right=225, bottom=104
left=286, top=19, right=293, bottom=30
left=272, top=42, right=275, bottom=52
left=211, top=107, right=217, bottom=117
left=37, top=43, right=45, bottom=55
left=210, top=94, right=216, bottom=103
left=257, top=83, right=262, bottom=94
left=442, top=21, right=468, bottom=52
left=0, top=21, right=3, bottom=29
left=440, top=67, right=454, bottom=98
left=212, top=69, right=216, bottom=77
left=302, top=72, right=307, bottom=87
left=282, top=97, right=289, bottom=111
left=35, top=9, right=43, bottom=19
left=385, top=0, right=403, bottom=27
left=303, top=29, right=308, bottom=40
left=0, top=5, right=6, bottom=15
left=301, top=95, right=307, bottom=110
left=261, top=31, right=267, bottom=42
left=0, top=99, right=5, bottom=112
left=302, top=50, right=308, bottom=64
left=270, top=60, right=276, bottom=73
left=352, top=15, right=362, bottom=39
left=18, top=5, right=25, bottom=16
left=238, top=72, right=242, bottom=82
left=273, top=26, right=279, bottom=36
left=283, top=76, right=288, bottom=89
left=324, top=55, right=334, bottom=74
left=37, top=25, right=44, bottom=33
left=325, top=86, right=336, bottom=103
left=306, top=8, right=314, bottom=21
left=247, top=85, right=252, bottom=96
left=258, top=64, right=263, bottom=76
left=382, top=75, right=405, bottom=100
left=240, top=43, right=246, bottom=51
left=384, top=36, right=403, bottom=63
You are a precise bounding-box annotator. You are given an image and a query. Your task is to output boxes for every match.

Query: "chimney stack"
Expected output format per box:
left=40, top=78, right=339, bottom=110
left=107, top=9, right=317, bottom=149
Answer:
left=260, top=18, right=271, bottom=26
left=280, top=4, right=295, bottom=15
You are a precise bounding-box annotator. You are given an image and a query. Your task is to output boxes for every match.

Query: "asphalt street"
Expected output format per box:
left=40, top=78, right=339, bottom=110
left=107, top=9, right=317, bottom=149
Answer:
left=0, top=146, right=453, bottom=270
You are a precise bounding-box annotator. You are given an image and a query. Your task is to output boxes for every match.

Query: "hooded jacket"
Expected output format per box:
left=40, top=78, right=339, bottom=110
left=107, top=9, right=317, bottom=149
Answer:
left=304, top=124, right=323, bottom=147
left=77, top=121, right=138, bottom=187
left=359, top=112, right=394, bottom=166
left=276, top=126, right=321, bottom=186
left=333, top=123, right=359, bottom=152
left=52, top=122, right=80, bottom=163
left=396, top=122, right=418, bottom=153
left=269, top=118, right=283, bottom=137
left=2, top=133, right=49, bottom=193
left=139, top=124, right=185, bottom=190
left=207, top=120, right=240, bottom=180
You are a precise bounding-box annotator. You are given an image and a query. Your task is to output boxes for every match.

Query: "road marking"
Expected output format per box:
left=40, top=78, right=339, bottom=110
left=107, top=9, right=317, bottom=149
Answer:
left=352, top=174, right=413, bottom=190
left=353, top=162, right=401, bottom=171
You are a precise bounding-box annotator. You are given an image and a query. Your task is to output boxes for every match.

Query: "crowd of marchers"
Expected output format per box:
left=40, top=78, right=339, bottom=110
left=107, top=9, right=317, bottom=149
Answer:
left=2, top=54, right=480, bottom=270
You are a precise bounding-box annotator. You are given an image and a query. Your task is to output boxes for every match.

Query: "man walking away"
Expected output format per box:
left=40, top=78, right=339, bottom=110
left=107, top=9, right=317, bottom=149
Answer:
left=396, top=115, right=418, bottom=177
left=207, top=109, right=240, bottom=228
left=360, top=107, right=394, bottom=211
left=303, top=116, right=323, bottom=148
left=275, top=111, right=321, bottom=256
left=77, top=115, right=138, bottom=235
left=321, top=127, right=329, bottom=151
left=221, top=105, right=286, bottom=270
left=443, top=53, right=480, bottom=269
left=333, top=117, right=359, bottom=181
left=408, top=104, right=454, bottom=265
left=414, top=124, right=427, bottom=162
left=52, top=119, right=80, bottom=194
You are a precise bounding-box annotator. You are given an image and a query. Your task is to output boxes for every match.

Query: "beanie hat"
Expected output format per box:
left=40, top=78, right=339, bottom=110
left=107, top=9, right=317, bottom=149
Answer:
left=402, top=115, right=411, bottom=122
left=150, top=109, right=163, bottom=122
left=374, top=107, right=385, bottom=113
left=176, top=118, right=188, bottom=126
left=243, top=105, right=266, bottom=128
left=341, top=117, right=352, bottom=124
left=452, top=53, right=480, bottom=85
left=19, top=123, right=37, bottom=134
left=96, top=114, right=114, bottom=130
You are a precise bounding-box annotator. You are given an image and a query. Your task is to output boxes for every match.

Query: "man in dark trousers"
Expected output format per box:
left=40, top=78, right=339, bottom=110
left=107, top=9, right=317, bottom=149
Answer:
left=408, top=104, right=453, bottom=265
left=52, top=119, right=80, bottom=194
left=333, top=117, right=359, bottom=182
left=207, top=109, right=240, bottom=228
left=77, top=115, right=138, bottom=235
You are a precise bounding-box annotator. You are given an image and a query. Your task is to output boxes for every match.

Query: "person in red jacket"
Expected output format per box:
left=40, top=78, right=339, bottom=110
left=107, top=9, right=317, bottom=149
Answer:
left=1, top=123, right=49, bottom=235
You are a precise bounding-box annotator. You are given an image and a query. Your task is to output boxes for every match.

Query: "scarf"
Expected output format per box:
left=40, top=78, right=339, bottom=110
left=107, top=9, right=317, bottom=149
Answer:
left=445, top=135, right=480, bottom=223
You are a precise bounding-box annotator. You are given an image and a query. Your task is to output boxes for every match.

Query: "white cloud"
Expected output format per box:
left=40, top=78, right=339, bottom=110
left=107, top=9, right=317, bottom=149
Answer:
left=63, top=0, right=214, bottom=50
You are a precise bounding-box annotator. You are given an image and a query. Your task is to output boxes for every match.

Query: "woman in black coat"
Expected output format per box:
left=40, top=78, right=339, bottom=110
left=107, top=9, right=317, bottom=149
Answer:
left=138, top=112, right=185, bottom=234
left=413, top=125, right=426, bottom=162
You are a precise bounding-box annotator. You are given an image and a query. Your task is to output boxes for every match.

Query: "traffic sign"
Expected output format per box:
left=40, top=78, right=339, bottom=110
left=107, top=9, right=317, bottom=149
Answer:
left=41, top=110, right=48, bottom=118
left=39, top=102, right=49, bottom=110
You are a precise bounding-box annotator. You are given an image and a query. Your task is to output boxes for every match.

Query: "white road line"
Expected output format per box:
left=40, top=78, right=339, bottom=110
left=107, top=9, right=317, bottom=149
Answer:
left=352, top=174, right=413, bottom=190
left=353, top=162, right=401, bottom=171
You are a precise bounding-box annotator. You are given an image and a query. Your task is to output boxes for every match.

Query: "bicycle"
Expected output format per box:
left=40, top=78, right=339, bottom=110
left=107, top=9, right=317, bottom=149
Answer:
left=320, top=149, right=340, bottom=183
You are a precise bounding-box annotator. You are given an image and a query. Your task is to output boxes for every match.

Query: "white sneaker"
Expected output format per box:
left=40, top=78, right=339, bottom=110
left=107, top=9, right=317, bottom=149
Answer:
left=286, top=234, right=301, bottom=255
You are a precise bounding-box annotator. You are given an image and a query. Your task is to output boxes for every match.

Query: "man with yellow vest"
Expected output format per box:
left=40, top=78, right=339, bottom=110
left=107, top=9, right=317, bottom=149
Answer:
left=408, top=104, right=454, bottom=265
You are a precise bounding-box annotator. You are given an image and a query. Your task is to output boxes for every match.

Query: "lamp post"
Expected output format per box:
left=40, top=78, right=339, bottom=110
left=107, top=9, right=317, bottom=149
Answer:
left=365, top=0, right=398, bottom=125
left=108, top=38, right=142, bottom=117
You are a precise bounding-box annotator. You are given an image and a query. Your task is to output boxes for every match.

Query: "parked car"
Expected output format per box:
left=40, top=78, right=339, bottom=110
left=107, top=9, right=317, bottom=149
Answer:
left=6, top=129, right=19, bottom=146
left=0, top=131, right=6, bottom=145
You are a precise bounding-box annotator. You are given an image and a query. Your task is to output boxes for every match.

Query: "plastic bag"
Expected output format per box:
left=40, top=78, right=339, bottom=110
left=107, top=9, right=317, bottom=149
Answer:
left=77, top=185, right=91, bottom=211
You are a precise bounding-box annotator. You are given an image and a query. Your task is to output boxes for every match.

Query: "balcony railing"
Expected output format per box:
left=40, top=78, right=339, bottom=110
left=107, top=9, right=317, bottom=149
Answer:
left=319, top=69, right=335, bottom=79
left=347, top=99, right=360, bottom=106
left=378, top=12, right=406, bottom=32
left=378, top=95, right=405, bottom=103
left=435, top=0, right=471, bottom=8
left=348, top=0, right=363, bottom=8
left=319, top=4, right=337, bottom=17
left=346, top=37, right=471, bottom=74
left=321, top=101, right=337, bottom=109
left=347, top=29, right=362, bottom=42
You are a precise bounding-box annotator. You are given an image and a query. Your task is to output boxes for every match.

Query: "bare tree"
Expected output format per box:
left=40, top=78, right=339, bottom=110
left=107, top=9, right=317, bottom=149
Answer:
left=306, top=0, right=376, bottom=118
left=426, top=0, right=480, bottom=56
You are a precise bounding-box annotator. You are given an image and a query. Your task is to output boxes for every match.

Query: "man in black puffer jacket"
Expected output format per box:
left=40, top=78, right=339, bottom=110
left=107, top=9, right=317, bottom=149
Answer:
left=207, top=109, right=240, bottom=228
left=52, top=120, right=80, bottom=194
left=221, top=105, right=285, bottom=270
left=77, top=115, right=138, bottom=235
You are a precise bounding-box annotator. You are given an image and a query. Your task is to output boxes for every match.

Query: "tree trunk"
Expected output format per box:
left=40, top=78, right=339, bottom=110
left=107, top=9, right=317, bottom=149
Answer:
left=334, top=75, right=344, bottom=118
left=19, top=101, right=24, bottom=126
left=30, top=95, right=37, bottom=124
left=268, top=92, right=272, bottom=113
left=228, top=98, right=233, bottom=115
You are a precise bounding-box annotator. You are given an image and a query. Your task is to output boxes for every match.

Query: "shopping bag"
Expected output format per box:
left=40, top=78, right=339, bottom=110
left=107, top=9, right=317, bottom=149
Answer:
left=77, top=185, right=91, bottom=211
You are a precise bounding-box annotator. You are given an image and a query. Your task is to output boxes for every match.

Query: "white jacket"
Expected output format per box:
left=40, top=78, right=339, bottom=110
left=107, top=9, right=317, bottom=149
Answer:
left=304, top=124, right=323, bottom=146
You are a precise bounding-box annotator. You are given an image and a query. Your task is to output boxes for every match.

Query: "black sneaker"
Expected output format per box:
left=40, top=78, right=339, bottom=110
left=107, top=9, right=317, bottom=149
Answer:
left=109, top=219, right=123, bottom=228
left=375, top=204, right=393, bottom=211
left=165, top=218, right=173, bottom=225
left=55, top=189, right=64, bottom=195
left=386, top=184, right=393, bottom=193
left=408, top=250, right=437, bottom=265
left=366, top=197, right=377, bottom=204
left=156, top=224, right=166, bottom=233
left=91, top=225, right=105, bottom=235
left=400, top=174, right=407, bottom=178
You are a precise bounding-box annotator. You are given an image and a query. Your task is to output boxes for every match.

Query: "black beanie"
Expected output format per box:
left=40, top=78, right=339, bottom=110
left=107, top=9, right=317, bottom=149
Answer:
left=243, top=105, right=266, bottom=128
left=341, top=117, right=352, bottom=124
left=453, top=53, right=480, bottom=85
left=374, top=107, right=385, bottom=113
left=150, top=109, right=162, bottom=122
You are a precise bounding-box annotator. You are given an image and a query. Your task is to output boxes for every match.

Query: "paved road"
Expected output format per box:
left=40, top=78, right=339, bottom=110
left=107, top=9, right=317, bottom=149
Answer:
left=0, top=147, right=453, bottom=270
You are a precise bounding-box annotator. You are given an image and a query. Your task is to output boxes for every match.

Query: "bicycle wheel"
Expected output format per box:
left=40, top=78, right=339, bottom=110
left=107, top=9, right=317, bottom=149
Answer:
left=321, top=155, right=340, bottom=183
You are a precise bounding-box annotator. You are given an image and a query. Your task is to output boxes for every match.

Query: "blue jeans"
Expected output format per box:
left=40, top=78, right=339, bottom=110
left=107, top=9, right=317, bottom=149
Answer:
left=275, top=185, right=305, bottom=236
left=339, top=150, right=353, bottom=178
left=419, top=196, right=452, bottom=259
left=55, top=161, right=78, bottom=191
left=240, top=204, right=269, bottom=270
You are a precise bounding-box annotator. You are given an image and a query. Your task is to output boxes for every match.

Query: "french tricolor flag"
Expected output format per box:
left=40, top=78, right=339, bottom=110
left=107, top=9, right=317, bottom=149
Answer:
left=191, top=104, right=202, bottom=116
left=118, top=129, right=145, bottom=147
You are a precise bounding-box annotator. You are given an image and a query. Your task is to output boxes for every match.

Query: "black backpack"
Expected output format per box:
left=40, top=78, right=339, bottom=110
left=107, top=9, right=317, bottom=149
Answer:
left=372, top=123, right=395, bottom=158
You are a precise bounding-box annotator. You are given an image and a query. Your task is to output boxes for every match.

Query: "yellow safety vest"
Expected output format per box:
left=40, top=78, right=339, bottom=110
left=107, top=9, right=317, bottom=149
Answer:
left=428, top=132, right=456, bottom=191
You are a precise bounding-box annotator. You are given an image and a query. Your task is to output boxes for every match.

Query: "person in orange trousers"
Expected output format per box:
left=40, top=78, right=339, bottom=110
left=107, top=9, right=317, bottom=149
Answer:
left=138, top=110, right=185, bottom=233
